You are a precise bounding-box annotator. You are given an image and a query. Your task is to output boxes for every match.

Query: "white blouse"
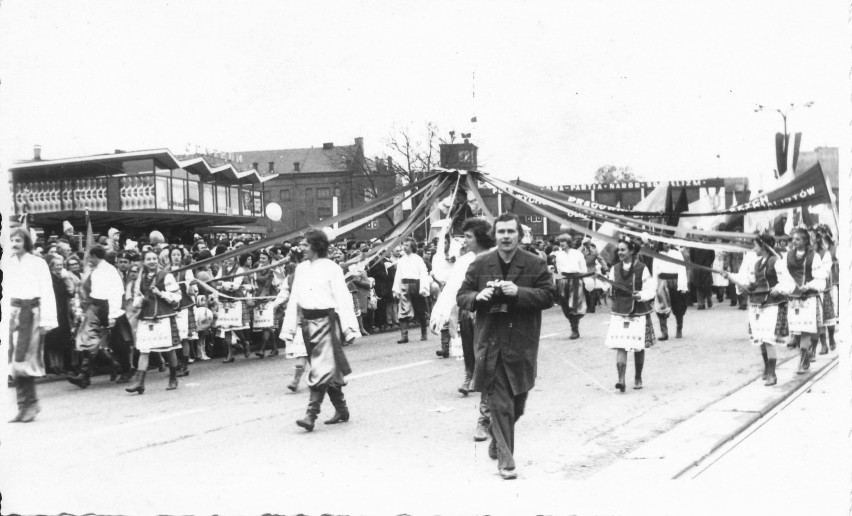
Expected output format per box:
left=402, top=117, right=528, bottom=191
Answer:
left=392, top=252, right=431, bottom=296
left=652, top=249, right=688, bottom=292
left=553, top=248, right=587, bottom=275
left=281, top=258, right=360, bottom=342
left=6, top=252, right=58, bottom=329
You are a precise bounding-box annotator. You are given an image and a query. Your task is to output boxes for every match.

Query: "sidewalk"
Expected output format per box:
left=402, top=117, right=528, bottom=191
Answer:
left=593, top=348, right=842, bottom=482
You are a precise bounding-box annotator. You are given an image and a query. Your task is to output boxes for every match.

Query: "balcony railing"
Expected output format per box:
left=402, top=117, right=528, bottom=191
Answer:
left=120, top=176, right=156, bottom=210
left=14, top=178, right=107, bottom=213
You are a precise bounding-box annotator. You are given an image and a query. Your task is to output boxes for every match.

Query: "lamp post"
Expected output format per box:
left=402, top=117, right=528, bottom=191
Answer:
left=754, top=101, right=814, bottom=135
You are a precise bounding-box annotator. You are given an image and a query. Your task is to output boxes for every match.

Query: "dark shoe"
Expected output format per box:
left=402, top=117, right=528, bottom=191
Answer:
left=488, top=438, right=498, bottom=460
left=66, top=373, right=90, bottom=389
left=697, top=305, right=705, bottom=311
left=676, top=329, right=683, bottom=339
left=474, top=421, right=489, bottom=442
left=658, top=334, right=668, bottom=341
left=499, top=468, right=517, bottom=480
left=296, top=414, right=317, bottom=432
left=634, top=378, right=643, bottom=390
left=569, top=331, right=580, bottom=340
left=765, top=359, right=778, bottom=386
left=459, top=369, right=473, bottom=396
left=324, top=409, right=350, bottom=425
left=435, top=350, right=449, bottom=358
left=242, top=342, right=251, bottom=359
left=115, top=372, right=132, bottom=384
left=166, top=367, right=178, bottom=390
left=269, top=349, right=280, bottom=357
left=420, top=334, right=428, bottom=341
left=125, top=371, right=147, bottom=394
left=615, top=363, right=626, bottom=393
left=397, top=337, right=409, bottom=344
left=708, top=299, right=713, bottom=308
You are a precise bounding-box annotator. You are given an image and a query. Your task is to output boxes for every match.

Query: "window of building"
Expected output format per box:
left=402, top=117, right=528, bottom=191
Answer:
left=293, top=162, right=300, bottom=172
left=305, top=188, right=313, bottom=199
left=229, top=187, right=240, bottom=215
left=364, top=187, right=375, bottom=202
left=171, top=178, right=186, bottom=210
left=216, top=185, right=228, bottom=215
left=317, top=187, right=330, bottom=199
left=318, top=206, right=332, bottom=221
left=202, top=183, right=214, bottom=212
left=155, top=176, right=170, bottom=209
left=268, top=161, right=275, bottom=174
left=526, top=215, right=542, bottom=223
left=279, top=189, right=291, bottom=202
left=366, top=219, right=379, bottom=230
left=334, top=187, right=341, bottom=197
left=187, top=181, right=200, bottom=212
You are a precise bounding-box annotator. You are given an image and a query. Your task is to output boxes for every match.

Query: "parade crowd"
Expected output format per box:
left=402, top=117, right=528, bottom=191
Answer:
left=7, top=214, right=840, bottom=480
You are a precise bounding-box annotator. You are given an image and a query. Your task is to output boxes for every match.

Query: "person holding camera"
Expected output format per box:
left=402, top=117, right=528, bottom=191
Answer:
left=457, top=212, right=555, bottom=480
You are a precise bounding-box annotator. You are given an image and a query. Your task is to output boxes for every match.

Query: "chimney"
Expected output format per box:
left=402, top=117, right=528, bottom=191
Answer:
left=354, top=137, right=363, bottom=149
left=323, top=142, right=334, bottom=150
left=33, top=145, right=42, bottom=161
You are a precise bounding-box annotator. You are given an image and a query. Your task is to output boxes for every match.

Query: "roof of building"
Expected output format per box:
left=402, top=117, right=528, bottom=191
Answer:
left=233, top=143, right=359, bottom=175
left=10, top=148, right=276, bottom=184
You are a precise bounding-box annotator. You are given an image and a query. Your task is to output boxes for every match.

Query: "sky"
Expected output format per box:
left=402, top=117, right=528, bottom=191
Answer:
left=1, top=0, right=849, bottom=189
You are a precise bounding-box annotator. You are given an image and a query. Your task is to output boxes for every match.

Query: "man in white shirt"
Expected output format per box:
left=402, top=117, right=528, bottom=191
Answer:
left=392, top=238, right=431, bottom=343
left=554, top=234, right=590, bottom=339
left=67, top=245, right=126, bottom=388
left=8, top=228, right=58, bottom=423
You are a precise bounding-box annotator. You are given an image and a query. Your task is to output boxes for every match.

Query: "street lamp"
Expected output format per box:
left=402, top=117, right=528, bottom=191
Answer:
left=754, top=101, right=814, bottom=176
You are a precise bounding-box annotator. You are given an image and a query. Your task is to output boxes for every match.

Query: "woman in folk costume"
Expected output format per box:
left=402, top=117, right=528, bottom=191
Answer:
left=725, top=233, right=789, bottom=386
left=605, top=238, right=657, bottom=392
left=251, top=251, right=280, bottom=358
left=274, top=260, right=309, bottom=391
left=215, top=254, right=251, bottom=363
left=166, top=246, right=196, bottom=376
left=819, top=227, right=839, bottom=351
left=812, top=227, right=837, bottom=355
left=652, top=241, right=688, bottom=340
left=553, top=234, right=588, bottom=340
left=779, top=227, right=826, bottom=374
left=282, top=229, right=360, bottom=432
left=125, top=250, right=182, bottom=394
left=8, top=228, right=58, bottom=423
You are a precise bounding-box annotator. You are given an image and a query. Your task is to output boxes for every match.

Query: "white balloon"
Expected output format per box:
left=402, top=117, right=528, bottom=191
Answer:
left=265, top=202, right=282, bottom=222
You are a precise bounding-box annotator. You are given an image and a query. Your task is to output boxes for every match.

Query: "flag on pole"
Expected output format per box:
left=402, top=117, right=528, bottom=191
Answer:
left=85, top=208, right=93, bottom=251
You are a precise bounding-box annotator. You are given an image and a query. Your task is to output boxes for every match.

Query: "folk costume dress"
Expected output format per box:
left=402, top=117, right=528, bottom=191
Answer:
left=605, top=260, right=657, bottom=351
left=281, top=258, right=360, bottom=389
left=75, top=261, right=124, bottom=354
left=817, top=248, right=837, bottom=328
left=554, top=247, right=588, bottom=318
left=170, top=268, right=197, bottom=340
left=214, top=263, right=249, bottom=332
left=780, top=249, right=826, bottom=337
left=134, top=269, right=182, bottom=353
left=252, top=268, right=278, bottom=332
left=744, top=255, right=790, bottom=347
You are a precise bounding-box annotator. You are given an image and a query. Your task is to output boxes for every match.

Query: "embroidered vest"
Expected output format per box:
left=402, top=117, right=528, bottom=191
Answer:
left=140, top=270, right=177, bottom=320
left=611, top=260, right=652, bottom=316
left=786, top=250, right=814, bottom=286
left=751, top=256, right=785, bottom=305
left=172, top=269, right=196, bottom=310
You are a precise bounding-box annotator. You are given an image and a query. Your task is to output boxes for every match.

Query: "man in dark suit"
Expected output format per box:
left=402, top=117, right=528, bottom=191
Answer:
left=457, top=212, right=555, bottom=480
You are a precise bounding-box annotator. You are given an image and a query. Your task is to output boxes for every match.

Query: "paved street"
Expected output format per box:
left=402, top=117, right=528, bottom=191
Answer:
left=1, top=301, right=840, bottom=514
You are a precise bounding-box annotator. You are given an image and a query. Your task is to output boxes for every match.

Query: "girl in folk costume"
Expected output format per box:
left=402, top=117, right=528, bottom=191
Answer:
left=274, top=260, right=310, bottom=391
left=812, top=227, right=837, bottom=355
left=126, top=250, right=183, bottom=394
left=605, top=238, right=657, bottom=392
left=780, top=228, right=827, bottom=374
left=820, top=227, right=839, bottom=351
left=167, top=246, right=197, bottom=376
left=652, top=241, right=689, bottom=340
left=725, top=233, right=789, bottom=386
left=282, top=229, right=360, bottom=432
left=215, top=255, right=251, bottom=363
left=553, top=234, right=588, bottom=340
left=251, top=251, right=280, bottom=358
left=8, top=228, right=58, bottom=423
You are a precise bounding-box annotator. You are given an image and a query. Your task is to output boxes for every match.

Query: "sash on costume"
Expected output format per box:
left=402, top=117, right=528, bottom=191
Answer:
left=605, top=315, right=646, bottom=348
left=252, top=302, right=275, bottom=328
left=749, top=305, right=780, bottom=346
left=788, top=296, right=821, bottom=334
left=217, top=301, right=244, bottom=328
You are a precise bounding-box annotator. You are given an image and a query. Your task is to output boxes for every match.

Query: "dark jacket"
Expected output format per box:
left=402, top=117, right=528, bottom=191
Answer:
left=457, top=249, right=555, bottom=395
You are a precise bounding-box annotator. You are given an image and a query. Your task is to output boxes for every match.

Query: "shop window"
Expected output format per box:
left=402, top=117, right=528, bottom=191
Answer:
left=280, top=189, right=291, bottom=202
left=318, top=206, right=332, bottom=221
left=317, top=187, right=330, bottom=199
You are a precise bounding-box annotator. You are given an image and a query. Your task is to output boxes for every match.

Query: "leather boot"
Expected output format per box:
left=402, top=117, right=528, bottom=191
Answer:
left=19, top=378, right=40, bottom=423
left=324, top=386, right=350, bottom=424
left=473, top=418, right=489, bottom=442
left=67, top=352, right=92, bottom=389
left=765, top=358, right=777, bottom=386
left=420, top=325, right=428, bottom=341
left=297, top=388, right=326, bottom=431
left=436, top=329, right=450, bottom=358
left=796, top=348, right=809, bottom=374
left=397, top=325, right=409, bottom=344
left=176, top=355, right=190, bottom=377
left=633, top=351, right=645, bottom=390
left=760, top=344, right=769, bottom=380
left=819, top=333, right=829, bottom=355
left=458, top=368, right=473, bottom=396
left=809, top=339, right=817, bottom=362
left=657, top=315, right=669, bottom=341
left=125, top=370, right=147, bottom=394
left=569, top=316, right=580, bottom=340
left=615, top=362, right=626, bottom=392
left=167, top=366, right=179, bottom=390
left=9, top=379, right=26, bottom=423
left=287, top=364, right=305, bottom=392
left=675, top=316, right=683, bottom=339
left=828, top=327, right=836, bottom=351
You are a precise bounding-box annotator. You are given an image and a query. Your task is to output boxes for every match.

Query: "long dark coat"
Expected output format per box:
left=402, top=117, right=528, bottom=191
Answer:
left=457, top=249, right=555, bottom=395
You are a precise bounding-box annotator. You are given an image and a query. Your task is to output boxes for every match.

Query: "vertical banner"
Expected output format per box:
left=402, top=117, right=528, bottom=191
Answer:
left=332, top=196, right=339, bottom=230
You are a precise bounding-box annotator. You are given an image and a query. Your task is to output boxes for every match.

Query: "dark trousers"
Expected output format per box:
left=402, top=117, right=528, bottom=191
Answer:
left=109, top=315, right=133, bottom=373
left=460, top=314, right=476, bottom=372
left=696, top=284, right=712, bottom=307
left=14, top=376, right=37, bottom=410
left=488, top=355, right=529, bottom=470
left=408, top=293, right=429, bottom=334
left=374, top=298, right=388, bottom=328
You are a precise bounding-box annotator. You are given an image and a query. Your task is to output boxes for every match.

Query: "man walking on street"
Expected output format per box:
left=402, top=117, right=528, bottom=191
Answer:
left=457, top=212, right=555, bottom=480
left=392, top=238, right=431, bottom=344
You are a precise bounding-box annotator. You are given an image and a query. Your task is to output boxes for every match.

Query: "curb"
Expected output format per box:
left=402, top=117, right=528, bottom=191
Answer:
left=592, top=350, right=839, bottom=481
